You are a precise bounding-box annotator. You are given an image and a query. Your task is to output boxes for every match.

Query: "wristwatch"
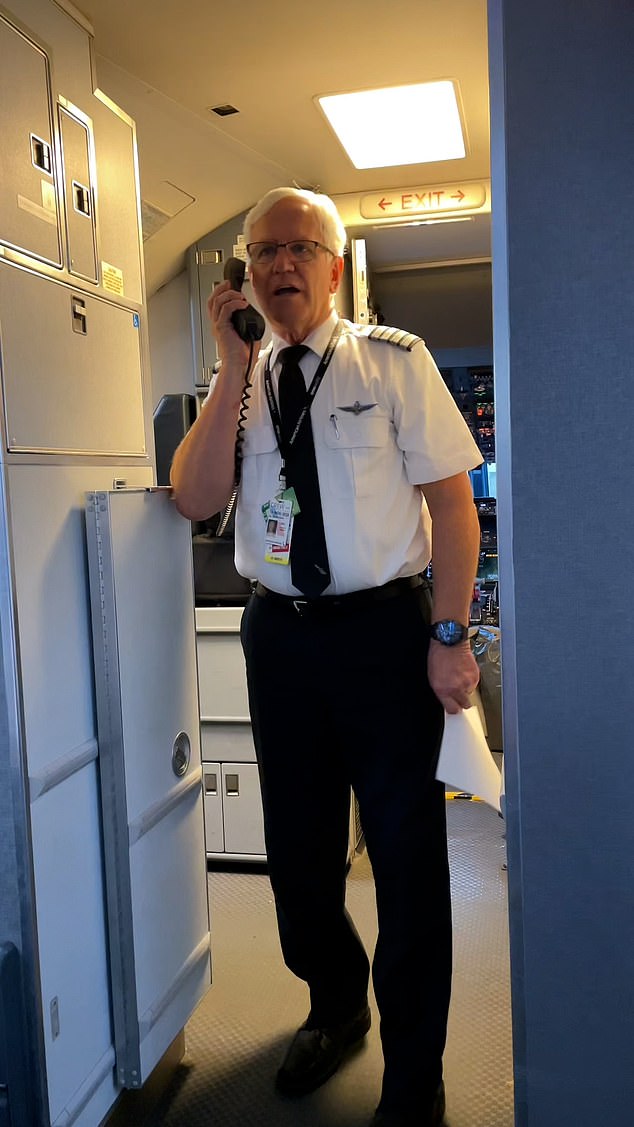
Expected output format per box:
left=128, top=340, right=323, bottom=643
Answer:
left=430, top=619, right=469, bottom=646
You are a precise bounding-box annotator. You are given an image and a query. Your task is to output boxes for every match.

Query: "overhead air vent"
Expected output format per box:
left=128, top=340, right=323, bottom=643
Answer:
left=210, top=104, right=239, bottom=117
left=141, top=200, right=171, bottom=242
left=140, top=181, right=196, bottom=242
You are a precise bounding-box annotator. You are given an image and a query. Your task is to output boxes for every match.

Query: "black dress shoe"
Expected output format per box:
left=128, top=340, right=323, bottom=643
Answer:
left=369, top=1081, right=446, bottom=1126
left=275, top=1004, right=371, bottom=1096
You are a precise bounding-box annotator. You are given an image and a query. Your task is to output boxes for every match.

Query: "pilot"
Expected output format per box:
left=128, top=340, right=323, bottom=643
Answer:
left=171, top=186, right=482, bottom=1127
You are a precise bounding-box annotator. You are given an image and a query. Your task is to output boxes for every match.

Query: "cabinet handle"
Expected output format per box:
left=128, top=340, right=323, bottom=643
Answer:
left=204, top=772, right=218, bottom=795
left=72, top=179, right=91, bottom=217
left=225, top=773, right=239, bottom=796
left=71, top=295, right=87, bottom=335
left=30, top=132, right=52, bottom=174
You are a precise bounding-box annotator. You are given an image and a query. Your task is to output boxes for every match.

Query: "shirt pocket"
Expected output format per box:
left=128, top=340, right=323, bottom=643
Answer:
left=240, top=421, right=278, bottom=505
left=323, top=412, right=392, bottom=498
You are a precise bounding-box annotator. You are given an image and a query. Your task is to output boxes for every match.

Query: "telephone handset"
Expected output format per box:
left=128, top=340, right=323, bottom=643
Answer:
left=214, top=258, right=263, bottom=536
left=223, top=257, right=265, bottom=342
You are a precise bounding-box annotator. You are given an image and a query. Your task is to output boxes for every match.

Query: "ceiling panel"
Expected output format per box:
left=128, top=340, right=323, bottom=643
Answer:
left=78, top=0, right=490, bottom=293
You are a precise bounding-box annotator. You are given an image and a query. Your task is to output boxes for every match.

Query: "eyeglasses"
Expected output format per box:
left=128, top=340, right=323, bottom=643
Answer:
left=246, top=239, right=335, bottom=265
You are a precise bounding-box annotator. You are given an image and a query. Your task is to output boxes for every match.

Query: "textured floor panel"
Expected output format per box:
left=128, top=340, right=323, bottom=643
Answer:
left=136, top=800, right=513, bottom=1127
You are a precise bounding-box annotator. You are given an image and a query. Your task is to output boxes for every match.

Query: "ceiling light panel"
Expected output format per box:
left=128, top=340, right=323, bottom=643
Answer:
left=316, top=81, right=466, bottom=169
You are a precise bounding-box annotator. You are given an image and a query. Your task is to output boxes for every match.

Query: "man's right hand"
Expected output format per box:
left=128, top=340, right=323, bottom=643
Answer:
left=207, top=280, right=261, bottom=369
left=170, top=281, right=261, bottom=521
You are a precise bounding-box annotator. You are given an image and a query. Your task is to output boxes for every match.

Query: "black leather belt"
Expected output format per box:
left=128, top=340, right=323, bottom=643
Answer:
left=253, top=574, right=425, bottom=615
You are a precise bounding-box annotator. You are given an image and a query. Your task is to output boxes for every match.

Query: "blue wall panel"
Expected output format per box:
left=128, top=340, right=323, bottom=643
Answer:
left=489, top=1, right=634, bottom=1123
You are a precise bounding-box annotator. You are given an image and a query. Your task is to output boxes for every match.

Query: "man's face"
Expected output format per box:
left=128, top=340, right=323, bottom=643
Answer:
left=248, top=198, right=344, bottom=343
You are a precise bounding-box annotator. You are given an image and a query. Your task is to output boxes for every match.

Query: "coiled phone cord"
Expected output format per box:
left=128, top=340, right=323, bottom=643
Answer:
left=215, top=339, right=256, bottom=536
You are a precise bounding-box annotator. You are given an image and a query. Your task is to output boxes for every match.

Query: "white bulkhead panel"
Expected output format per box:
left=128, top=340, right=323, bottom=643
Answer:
left=91, top=93, right=144, bottom=307
left=10, top=0, right=96, bottom=112
left=196, top=631, right=251, bottom=720
left=0, top=13, right=61, bottom=266
left=58, top=105, right=98, bottom=283
left=7, top=462, right=151, bottom=1125
left=222, top=763, right=266, bottom=856
left=29, top=769, right=115, bottom=1127
left=0, top=262, right=146, bottom=455
left=104, top=491, right=202, bottom=825
left=200, top=722, right=256, bottom=763
left=8, top=464, right=152, bottom=784
left=129, top=800, right=211, bottom=1080
left=86, top=489, right=211, bottom=1088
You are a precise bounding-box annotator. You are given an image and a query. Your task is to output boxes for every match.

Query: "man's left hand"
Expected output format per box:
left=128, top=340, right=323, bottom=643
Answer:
left=428, top=641, right=480, bottom=714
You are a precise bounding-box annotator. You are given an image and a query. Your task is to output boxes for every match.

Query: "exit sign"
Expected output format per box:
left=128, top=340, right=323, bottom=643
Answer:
left=360, top=182, right=487, bottom=221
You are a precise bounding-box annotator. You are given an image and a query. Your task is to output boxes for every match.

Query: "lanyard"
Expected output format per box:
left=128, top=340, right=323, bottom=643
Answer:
left=264, top=320, right=343, bottom=472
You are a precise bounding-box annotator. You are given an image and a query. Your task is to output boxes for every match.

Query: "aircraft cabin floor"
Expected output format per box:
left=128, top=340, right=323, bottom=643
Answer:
left=119, top=799, right=513, bottom=1127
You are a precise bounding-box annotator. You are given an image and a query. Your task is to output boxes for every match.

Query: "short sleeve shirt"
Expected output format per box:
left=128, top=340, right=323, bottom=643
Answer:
left=212, top=310, right=482, bottom=595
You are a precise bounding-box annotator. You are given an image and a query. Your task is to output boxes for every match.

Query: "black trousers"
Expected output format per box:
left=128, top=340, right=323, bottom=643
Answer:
left=240, top=583, right=451, bottom=1113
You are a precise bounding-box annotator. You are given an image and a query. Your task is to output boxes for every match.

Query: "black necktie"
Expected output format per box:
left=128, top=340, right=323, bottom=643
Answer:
left=278, top=345, right=331, bottom=597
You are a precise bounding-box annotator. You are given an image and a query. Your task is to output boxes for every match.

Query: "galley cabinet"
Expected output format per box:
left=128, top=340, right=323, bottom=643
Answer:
left=196, top=607, right=267, bottom=861
left=0, top=3, right=210, bottom=1126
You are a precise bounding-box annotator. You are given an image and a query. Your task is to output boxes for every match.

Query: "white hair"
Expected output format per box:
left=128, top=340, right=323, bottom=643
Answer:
left=243, top=188, right=347, bottom=256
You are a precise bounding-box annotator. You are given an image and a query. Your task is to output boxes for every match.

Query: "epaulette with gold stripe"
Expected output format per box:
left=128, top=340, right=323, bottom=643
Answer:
left=361, top=325, right=423, bottom=351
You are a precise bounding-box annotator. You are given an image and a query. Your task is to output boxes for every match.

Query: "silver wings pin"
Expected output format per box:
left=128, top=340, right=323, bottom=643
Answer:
left=339, top=401, right=377, bottom=415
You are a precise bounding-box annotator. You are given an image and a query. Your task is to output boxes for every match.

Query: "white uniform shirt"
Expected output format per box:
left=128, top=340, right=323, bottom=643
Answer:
left=215, top=310, right=482, bottom=595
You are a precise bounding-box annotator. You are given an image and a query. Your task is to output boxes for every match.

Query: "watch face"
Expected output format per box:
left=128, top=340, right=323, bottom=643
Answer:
left=432, top=620, right=468, bottom=645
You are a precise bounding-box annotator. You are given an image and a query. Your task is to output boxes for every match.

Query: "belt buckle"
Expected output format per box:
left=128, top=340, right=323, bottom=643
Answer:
left=292, top=598, right=309, bottom=615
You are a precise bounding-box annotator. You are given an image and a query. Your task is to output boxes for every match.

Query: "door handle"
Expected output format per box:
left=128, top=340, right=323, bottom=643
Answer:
left=171, top=732, right=191, bottom=777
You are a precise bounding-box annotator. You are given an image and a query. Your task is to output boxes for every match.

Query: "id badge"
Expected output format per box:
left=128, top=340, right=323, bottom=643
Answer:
left=263, top=496, right=294, bottom=565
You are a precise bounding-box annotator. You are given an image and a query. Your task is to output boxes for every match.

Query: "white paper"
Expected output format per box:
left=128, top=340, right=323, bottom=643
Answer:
left=436, top=701, right=502, bottom=812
